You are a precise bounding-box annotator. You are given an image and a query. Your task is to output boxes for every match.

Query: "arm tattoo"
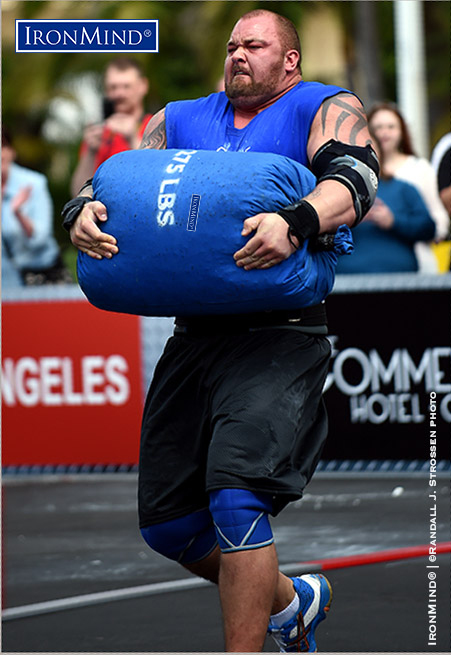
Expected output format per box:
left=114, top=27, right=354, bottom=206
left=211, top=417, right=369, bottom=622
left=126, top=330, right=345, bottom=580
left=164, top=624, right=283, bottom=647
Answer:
left=306, top=187, right=322, bottom=201
left=139, top=114, right=167, bottom=150
left=321, top=94, right=368, bottom=144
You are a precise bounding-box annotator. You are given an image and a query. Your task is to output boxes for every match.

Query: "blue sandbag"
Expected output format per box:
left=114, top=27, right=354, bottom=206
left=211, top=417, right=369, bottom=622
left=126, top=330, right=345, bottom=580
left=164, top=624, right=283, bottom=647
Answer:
left=77, top=149, right=353, bottom=316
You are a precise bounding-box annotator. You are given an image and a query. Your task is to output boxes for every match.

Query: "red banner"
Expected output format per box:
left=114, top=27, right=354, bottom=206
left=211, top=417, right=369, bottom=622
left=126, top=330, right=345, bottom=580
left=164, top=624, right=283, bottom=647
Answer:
left=2, top=300, right=144, bottom=467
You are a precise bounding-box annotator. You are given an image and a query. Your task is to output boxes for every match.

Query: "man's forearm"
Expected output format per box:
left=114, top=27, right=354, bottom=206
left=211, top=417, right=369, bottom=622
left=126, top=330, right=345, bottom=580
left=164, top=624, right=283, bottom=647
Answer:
left=70, top=154, right=96, bottom=197
left=276, top=178, right=359, bottom=250
left=303, top=179, right=357, bottom=233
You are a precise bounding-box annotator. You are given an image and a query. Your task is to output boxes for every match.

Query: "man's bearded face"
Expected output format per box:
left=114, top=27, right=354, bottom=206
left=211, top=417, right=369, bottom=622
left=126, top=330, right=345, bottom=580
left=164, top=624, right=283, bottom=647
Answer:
left=224, top=16, right=288, bottom=109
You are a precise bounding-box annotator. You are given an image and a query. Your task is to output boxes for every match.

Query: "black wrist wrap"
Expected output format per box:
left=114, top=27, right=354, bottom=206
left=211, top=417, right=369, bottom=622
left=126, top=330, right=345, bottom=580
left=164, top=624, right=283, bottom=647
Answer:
left=61, top=196, right=93, bottom=232
left=78, top=177, right=93, bottom=195
left=277, top=199, right=320, bottom=247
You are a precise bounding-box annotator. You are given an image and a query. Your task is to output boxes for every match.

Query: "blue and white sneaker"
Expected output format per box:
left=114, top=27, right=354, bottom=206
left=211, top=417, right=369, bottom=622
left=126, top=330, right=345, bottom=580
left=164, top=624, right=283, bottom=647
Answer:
left=268, top=574, right=332, bottom=652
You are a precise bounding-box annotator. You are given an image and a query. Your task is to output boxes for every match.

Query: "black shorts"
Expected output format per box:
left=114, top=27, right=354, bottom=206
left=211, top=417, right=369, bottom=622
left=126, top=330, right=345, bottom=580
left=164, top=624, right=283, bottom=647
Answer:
left=138, top=328, right=331, bottom=528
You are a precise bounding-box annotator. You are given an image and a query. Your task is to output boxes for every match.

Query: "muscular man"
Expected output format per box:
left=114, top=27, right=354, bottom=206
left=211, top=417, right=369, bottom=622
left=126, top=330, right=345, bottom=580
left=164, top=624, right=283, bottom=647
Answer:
left=70, top=57, right=151, bottom=196
left=63, top=10, right=378, bottom=652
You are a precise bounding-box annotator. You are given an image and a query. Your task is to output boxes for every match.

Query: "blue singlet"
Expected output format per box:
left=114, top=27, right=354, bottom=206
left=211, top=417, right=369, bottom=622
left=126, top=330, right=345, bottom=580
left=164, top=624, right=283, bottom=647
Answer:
left=166, top=80, right=351, bottom=164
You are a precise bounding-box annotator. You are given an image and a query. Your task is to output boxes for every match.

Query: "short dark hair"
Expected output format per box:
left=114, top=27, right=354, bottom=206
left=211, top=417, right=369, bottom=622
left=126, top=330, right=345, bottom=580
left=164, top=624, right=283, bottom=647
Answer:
left=105, top=57, right=146, bottom=78
left=239, top=9, right=302, bottom=73
left=367, top=102, right=416, bottom=156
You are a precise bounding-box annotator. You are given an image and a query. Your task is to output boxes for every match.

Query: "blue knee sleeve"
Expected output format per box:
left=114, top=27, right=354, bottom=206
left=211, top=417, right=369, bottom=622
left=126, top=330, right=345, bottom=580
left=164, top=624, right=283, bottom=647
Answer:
left=209, top=488, right=274, bottom=554
left=140, top=509, right=217, bottom=564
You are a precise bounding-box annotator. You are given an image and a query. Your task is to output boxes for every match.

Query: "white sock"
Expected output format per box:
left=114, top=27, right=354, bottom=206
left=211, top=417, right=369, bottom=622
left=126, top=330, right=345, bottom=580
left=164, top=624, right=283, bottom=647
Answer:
left=270, top=593, right=300, bottom=628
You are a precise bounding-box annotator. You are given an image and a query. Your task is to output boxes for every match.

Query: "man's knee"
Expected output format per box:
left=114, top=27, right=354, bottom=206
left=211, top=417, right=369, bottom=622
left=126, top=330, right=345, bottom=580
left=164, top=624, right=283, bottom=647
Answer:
left=209, top=488, right=274, bottom=553
left=140, top=508, right=217, bottom=564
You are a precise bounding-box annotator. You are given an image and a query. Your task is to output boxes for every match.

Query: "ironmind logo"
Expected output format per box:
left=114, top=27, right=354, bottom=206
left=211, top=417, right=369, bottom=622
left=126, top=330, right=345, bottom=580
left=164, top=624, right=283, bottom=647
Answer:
left=187, top=194, right=201, bottom=232
left=16, top=20, right=159, bottom=53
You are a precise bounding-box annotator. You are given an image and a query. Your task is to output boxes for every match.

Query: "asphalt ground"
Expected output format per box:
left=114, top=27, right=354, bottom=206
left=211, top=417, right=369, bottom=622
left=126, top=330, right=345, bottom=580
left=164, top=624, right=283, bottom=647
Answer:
left=2, top=472, right=451, bottom=653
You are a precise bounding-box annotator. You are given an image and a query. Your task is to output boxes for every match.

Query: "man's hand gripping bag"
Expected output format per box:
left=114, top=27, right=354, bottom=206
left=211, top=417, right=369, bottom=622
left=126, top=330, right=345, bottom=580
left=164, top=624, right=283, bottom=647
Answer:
left=77, top=149, right=353, bottom=316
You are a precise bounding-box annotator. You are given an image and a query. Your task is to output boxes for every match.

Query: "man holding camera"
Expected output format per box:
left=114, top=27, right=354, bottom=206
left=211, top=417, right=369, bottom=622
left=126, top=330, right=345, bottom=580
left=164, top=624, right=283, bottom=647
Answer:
left=70, top=57, right=151, bottom=196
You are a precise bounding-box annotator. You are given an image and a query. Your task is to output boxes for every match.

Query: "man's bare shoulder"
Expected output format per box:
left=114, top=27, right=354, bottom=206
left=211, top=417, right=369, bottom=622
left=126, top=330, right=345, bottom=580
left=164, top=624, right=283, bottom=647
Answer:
left=308, top=92, right=372, bottom=159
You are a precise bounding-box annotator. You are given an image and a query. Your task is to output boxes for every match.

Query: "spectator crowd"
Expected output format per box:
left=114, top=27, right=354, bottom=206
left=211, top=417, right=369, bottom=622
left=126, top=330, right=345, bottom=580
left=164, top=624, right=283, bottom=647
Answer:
left=2, top=57, right=450, bottom=290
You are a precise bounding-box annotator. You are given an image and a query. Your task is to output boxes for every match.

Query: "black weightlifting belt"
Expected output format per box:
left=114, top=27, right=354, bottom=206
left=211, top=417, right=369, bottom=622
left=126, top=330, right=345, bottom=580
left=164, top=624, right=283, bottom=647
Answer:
left=174, top=303, right=328, bottom=336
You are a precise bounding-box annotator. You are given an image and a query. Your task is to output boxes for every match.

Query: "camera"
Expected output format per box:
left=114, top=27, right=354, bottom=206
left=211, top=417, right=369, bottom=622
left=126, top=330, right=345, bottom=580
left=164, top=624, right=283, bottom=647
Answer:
left=102, top=98, right=115, bottom=120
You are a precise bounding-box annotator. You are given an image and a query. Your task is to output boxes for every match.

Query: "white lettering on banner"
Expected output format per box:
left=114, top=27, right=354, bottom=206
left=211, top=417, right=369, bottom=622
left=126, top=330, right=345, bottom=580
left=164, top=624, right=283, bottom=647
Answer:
left=105, top=355, right=130, bottom=405
left=83, top=356, right=105, bottom=405
left=349, top=393, right=425, bottom=424
left=333, top=348, right=372, bottom=395
left=440, top=394, right=451, bottom=422
left=325, top=339, right=451, bottom=424
left=401, top=349, right=431, bottom=390
left=41, top=357, right=63, bottom=405
left=15, top=357, right=39, bottom=407
left=369, top=350, right=403, bottom=392
left=1, top=355, right=130, bottom=408
left=61, top=357, right=83, bottom=405
left=1, top=359, right=15, bottom=406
